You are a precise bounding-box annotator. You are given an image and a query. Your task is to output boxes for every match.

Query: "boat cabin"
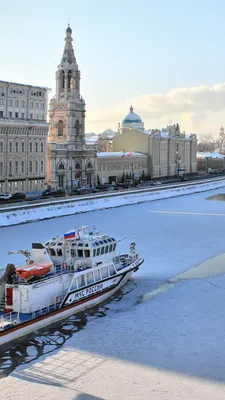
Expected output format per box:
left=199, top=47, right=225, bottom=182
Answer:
left=44, top=235, right=117, bottom=269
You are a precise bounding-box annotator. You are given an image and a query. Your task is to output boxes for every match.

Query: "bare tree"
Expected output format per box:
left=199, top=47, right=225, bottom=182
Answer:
left=197, top=135, right=216, bottom=152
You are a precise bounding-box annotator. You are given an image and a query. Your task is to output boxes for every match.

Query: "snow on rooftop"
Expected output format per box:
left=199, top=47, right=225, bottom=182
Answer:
left=197, top=152, right=225, bottom=159
left=97, top=152, right=147, bottom=157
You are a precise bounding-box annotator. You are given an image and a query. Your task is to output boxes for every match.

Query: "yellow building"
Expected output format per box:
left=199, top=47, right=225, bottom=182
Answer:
left=113, top=106, right=197, bottom=179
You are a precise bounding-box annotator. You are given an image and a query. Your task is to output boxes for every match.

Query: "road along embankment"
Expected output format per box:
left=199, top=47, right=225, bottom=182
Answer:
left=0, top=177, right=225, bottom=228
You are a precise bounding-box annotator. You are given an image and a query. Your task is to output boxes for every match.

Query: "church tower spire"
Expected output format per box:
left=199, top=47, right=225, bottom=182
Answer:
left=55, top=24, right=81, bottom=102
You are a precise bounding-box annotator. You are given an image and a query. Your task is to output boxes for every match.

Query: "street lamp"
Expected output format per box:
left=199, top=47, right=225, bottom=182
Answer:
left=69, top=166, right=72, bottom=191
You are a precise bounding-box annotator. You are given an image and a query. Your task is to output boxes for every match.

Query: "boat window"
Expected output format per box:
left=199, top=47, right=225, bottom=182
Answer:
left=50, top=248, right=56, bottom=256
left=99, top=241, right=103, bottom=245
left=103, top=240, right=108, bottom=243
left=45, top=242, right=50, bottom=246
left=85, top=243, right=89, bottom=247
left=109, top=265, right=116, bottom=276
left=105, top=245, right=109, bottom=254
left=57, top=243, right=63, bottom=246
left=84, top=249, right=90, bottom=258
left=96, top=248, right=100, bottom=256
left=51, top=242, right=56, bottom=246
left=78, top=243, right=83, bottom=247
left=57, top=249, right=63, bottom=256
left=94, top=269, right=101, bottom=282
left=101, top=267, right=109, bottom=279
left=71, top=249, right=75, bottom=257
left=87, top=272, right=94, bottom=284
left=113, top=244, right=116, bottom=251
left=78, top=275, right=85, bottom=288
left=109, top=244, right=113, bottom=252
left=95, top=242, right=99, bottom=246
left=101, top=247, right=104, bottom=255
left=71, top=243, right=76, bottom=246
left=93, top=249, right=96, bottom=257
left=107, top=239, right=112, bottom=243
left=72, top=278, right=77, bottom=290
left=77, top=249, right=83, bottom=257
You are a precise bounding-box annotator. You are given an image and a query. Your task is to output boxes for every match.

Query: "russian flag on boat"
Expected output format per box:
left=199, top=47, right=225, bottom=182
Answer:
left=64, top=231, right=76, bottom=240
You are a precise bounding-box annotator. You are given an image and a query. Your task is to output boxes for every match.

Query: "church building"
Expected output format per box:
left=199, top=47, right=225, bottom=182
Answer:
left=47, top=25, right=97, bottom=190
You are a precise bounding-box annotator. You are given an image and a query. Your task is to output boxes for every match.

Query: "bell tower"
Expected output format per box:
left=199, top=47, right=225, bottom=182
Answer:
left=48, top=25, right=86, bottom=144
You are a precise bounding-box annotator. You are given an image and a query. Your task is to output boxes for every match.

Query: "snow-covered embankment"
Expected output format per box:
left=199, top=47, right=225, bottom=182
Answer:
left=1, top=178, right=225, bottom=228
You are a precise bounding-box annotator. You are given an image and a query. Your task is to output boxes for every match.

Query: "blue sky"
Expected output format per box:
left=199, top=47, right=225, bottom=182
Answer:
left=1, top=0, right=225, bottom=134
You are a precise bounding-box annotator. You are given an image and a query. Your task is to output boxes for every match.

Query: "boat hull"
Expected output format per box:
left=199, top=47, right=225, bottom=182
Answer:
left=0, top=261, right=143, bottom=346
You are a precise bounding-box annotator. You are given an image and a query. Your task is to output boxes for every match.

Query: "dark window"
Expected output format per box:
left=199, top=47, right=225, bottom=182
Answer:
left=101, top=247, right=104, bottom=255
left=96, top=248, right=100, bottom=256
left=109, top=244, right=113, bottom=252
left=71, top=249, right=75, bottom=257
left=84, top=250, right=90, bottom=258
left=57, top=249, right=62, bottom=256
left=0, top=111, right=3, bottom=117
left=50, top=248, right=56, bottom=256
left=113, top=244, right=116, bottom=251
left=105, top=246, right=109, bottom=253
left=77, top=249, right=83, bottom=257
left=93, top=249, right=96, bottom=257
left=15, top=112, right=18, bottom=118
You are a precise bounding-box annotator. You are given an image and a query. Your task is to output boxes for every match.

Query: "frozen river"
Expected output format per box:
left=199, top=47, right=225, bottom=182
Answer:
left=1, top=187, right=225, bottom=399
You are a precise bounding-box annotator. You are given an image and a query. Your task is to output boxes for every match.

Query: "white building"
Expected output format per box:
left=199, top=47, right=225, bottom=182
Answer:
left=0, top=80, right=50, bottom=193
left=48, top=25, right=97, bottom=190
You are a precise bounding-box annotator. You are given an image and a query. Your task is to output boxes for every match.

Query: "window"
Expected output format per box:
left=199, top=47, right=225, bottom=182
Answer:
left=78, top=275, right=85, bottom=288
left=9, top=112, right=12, bottom=118
left=40, top=142, right=44, bottom=152
left=77, top=249, right=83, bottom=257
left=29, top=161, right=32, bottom=173
left=34, top=180, right=38, bottom=188
left=0, top=111, right=3, bottom=118
left=30, top=102, right=33, bottom=108
left=0, top=162, right=3, bottom=175
left=21, top=101, right=25, bottom=107
left=15, top=100, right=19, bottom=107
left=84, top=249, right=90, bottom=258
left=109, top=244, right=113, bottom=252
left=96, top=248, right=100, bottom=256
left=36, top=114, right=39, bottom=119
left=15, top=161, right=18, bottom=175
left=40, top=160, right=44, bottom=173
left=58, top=120, right=64, bottom=136
left=35, top=103, right=39, bottom=109
left=21, top=181, right=24, bottom=190
left=0, top=142, right=3, bottom=152
left=29, top=142, right=32, bottom=152
left=105, top=245, right=109, bottom=254
left=21, top=142, right=25, bottom=152
left=41, top=115, right=44, bottom=120
left=101, top=247, right=104, bottom=255
left=35, top=160, right=38, bottom=173
left=29, top=180, right=32, bottom=189
left=15, top=112, right=18, bottom=118
left=30, top=113, right=33, bottom=119
left=9, top=99, right=12, bottom=106
left=0, top=99, right=4, bottom=105
left=15, top=142, right=18, bottom=152
left=9, top=142, right=12, bottom=152
left=40, top=180, right=44, bottom=188
left=94, top=270, right=101, bottom=282
left=21, top=161, right=24, bottom=173
left=9, top=161, right=12, bottom=175
left=35, top=142, right=38, bottom=152
left=41, top=103, right=44, bottom=109
left=87, top=272, right=94, bottom=284
left=21, top=113, right=24, bottom=119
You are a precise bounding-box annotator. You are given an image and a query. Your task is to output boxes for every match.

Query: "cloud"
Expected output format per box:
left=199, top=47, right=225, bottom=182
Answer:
left=87, top=83, right=225, bottom=134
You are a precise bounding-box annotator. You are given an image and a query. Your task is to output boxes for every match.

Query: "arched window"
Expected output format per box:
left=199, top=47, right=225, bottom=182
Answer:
left=35, top=142, right=38, bottom=152
left=21, top=142, right=25, bottom=152
left=29, top=142, right=32, bottom=153
left=29, top=160, right=32, bottom=173
left=21, top=161, right=24, bottom=173
left=35, top=160, right=38, bottom=173
left=0, top=162, right=3, bottom=175
left=40, top=142, right=44, bottom=152
left=87, top=162, right=92, bottom=169
left=58, top=162, right=64, bottom=170
left=68, top=70, right=73, bottom=89
left=9, top=142, right=12, bottom=152
left=75, top=162, right=81, bottom=169
left=75, top=120, right=80, bottom=137
left=61, top=70, right=65, bottom=89
left=0, top=142, right=3, bottom=152
left=40, top=160, right=44, bottom=173
left=9, top=161, right=12, bottom=175
left=15, top=161, right=18, bottom=174
left=15, top=142, right=18, bottom=153
left=58, top=120, right=64, bottom=136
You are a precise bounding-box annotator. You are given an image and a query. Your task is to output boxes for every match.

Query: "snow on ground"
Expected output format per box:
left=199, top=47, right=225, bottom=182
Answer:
left=1, top=188, right=225, bottom=399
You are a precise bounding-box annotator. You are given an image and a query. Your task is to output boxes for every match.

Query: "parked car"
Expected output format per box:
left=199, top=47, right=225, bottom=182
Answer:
left=152, top=181, right=162, bottom=185
left=0, top=193, right=12, bottom=200
left=41, top=189, right=67, bottom=198
left=11, top=192, right=26, bottom=200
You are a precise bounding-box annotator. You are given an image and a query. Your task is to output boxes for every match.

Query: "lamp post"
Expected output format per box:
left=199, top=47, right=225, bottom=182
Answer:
left=69, top=166, right=72, bottom=191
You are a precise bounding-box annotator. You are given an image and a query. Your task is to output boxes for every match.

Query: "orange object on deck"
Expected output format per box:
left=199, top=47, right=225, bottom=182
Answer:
left=16, top=261, right=53, bottom=280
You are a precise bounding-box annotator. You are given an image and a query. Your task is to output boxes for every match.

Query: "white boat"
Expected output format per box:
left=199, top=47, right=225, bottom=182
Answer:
left=0, top=226, right=144, bottom=346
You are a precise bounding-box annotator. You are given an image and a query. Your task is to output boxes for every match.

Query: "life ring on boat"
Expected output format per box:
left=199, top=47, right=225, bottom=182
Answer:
left=61, top=262, right=68, bottom=270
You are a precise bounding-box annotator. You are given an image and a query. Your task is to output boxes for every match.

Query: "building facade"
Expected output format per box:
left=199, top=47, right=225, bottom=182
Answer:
left=0, top=80, right=50, bottom=193
left=48, top=25, right=97, bottom=190
left=113, top=107, right=197, bottom=179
